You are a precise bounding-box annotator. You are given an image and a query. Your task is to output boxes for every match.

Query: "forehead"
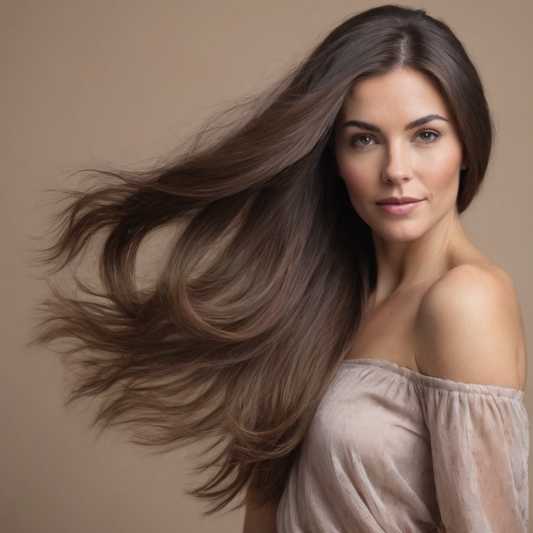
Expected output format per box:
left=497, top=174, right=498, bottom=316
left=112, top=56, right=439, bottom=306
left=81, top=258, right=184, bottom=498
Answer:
left=338, top=67, right=452, bottom=123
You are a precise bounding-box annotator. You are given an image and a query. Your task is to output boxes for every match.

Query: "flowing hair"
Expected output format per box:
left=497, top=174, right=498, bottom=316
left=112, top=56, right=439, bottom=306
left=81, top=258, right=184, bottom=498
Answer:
left=34, top=5, right=493, bottom=513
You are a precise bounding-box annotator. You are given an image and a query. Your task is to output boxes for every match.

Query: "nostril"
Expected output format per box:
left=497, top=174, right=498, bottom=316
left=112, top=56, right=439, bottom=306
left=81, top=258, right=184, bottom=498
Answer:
left=382, top=171, right=413, bottom=183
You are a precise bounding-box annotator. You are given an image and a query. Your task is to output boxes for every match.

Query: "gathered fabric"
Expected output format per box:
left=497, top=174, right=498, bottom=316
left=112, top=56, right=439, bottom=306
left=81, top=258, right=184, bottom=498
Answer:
left=277, top=358, right=529, bottom=533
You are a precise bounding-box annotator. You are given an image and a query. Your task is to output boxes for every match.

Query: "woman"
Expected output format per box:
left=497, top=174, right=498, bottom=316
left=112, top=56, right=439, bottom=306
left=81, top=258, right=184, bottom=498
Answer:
left=36, top=5, right=528, bottom=532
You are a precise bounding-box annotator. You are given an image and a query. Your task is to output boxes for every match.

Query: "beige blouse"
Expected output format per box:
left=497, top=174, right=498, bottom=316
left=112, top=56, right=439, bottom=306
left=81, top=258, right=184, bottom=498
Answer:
left=277, top=358, right=529, bottom=533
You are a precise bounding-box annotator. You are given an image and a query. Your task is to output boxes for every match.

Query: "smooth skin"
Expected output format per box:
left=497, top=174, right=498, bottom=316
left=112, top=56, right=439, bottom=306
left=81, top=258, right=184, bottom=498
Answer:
left=243, top=67, right=527, bottom=531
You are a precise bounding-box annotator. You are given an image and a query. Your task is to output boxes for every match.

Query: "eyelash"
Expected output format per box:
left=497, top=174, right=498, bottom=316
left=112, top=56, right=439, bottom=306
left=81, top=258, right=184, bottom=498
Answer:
left=349, top=129, right=441, bottom=148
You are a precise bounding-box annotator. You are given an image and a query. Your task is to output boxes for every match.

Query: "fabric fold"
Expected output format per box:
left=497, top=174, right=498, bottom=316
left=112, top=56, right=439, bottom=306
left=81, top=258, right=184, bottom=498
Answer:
left=277, top=358, right=529, bottom=533
left=420, top=382, right=529, bottom=532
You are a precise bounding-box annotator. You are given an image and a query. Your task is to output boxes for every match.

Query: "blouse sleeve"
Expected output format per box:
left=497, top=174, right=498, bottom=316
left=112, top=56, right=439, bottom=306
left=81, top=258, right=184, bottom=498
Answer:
left=420, top=380, right=529, bottom=533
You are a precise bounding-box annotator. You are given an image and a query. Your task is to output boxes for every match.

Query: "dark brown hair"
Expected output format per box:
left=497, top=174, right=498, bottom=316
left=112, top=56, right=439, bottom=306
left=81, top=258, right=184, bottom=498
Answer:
left=35, top=5, right=493, bottom=513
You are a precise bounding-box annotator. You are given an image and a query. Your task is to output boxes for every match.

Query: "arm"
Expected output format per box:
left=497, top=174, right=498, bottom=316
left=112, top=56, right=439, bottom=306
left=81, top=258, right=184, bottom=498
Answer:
left=243, top=496, right=278, bottom=533
left=414, top=264, right=529, bottom=532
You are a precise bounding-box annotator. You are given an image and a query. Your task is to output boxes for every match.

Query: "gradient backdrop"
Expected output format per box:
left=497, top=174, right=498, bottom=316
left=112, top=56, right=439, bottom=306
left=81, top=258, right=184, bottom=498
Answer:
left=2, top=1, right=532, bottom=532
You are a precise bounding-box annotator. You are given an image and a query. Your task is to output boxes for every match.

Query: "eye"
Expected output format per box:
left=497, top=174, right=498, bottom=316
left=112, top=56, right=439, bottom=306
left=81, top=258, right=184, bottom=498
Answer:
left=350, top=134, right=377, bottom=148
left=414, top=130, right=440, bottom=143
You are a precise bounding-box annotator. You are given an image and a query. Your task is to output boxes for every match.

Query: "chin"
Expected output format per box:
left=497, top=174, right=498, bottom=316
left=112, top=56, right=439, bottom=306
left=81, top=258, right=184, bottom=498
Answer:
left=368, top=220, right=431, bottom=243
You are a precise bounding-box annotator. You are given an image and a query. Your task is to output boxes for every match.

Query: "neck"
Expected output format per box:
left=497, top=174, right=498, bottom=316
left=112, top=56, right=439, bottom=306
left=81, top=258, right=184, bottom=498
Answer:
left=370, top=208, right=472, bottom=305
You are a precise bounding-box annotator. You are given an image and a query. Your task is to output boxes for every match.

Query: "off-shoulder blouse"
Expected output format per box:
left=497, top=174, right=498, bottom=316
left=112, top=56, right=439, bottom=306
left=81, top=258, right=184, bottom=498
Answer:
left=277, top=358, right=529, bottom=533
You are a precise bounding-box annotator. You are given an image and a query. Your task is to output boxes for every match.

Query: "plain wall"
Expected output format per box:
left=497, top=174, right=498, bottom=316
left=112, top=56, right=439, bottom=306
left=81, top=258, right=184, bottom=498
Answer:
left=1, top=1, right=532, bottom=531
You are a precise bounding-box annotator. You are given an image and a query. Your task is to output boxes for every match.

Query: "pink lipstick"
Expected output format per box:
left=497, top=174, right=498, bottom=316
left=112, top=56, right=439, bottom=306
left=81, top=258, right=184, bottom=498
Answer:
left=376, top=197, right=424, bottom=216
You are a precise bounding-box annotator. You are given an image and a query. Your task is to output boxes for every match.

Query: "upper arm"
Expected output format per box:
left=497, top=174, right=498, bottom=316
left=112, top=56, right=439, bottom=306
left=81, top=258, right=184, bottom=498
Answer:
left=414, top=264, right=526, bottom=391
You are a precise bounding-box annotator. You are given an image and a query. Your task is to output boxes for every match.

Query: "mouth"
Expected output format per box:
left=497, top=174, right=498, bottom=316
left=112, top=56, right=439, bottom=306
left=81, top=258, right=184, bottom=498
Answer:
left=376, top=196, right=423, bottom=205
left=375, top=197, right=424, bottom=216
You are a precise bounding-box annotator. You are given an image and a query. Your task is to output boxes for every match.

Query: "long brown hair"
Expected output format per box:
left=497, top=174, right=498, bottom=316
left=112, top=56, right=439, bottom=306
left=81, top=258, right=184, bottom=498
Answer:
left=35, top=5, right=493, bottom=513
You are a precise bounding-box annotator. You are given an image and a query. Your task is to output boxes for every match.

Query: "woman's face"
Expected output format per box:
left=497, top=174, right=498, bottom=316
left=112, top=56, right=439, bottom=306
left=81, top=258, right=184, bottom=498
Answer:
left=333, top=67, right=466, bottom=243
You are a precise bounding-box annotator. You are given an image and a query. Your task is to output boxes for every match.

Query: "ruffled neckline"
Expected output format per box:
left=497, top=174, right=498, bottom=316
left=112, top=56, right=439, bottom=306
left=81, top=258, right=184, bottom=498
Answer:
left=341, top=358, right=524, bottom=400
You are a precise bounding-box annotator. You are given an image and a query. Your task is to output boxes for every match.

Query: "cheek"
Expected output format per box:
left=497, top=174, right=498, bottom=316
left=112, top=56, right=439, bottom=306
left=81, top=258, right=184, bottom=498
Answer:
left=342, top=173, right=374, bottom=214
left=336, top=157, right=376, bottom=203
left=419, top=145, right=462, bottom=198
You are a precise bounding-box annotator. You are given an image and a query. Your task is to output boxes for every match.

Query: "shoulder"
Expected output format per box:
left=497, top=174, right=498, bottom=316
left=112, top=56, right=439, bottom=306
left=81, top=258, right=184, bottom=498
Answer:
left=414, top=262, right=526, bottom=390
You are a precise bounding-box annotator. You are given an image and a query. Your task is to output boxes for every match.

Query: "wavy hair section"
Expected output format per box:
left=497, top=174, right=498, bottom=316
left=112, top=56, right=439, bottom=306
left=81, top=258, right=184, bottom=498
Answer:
left=34, top=5, right=492, bottom=512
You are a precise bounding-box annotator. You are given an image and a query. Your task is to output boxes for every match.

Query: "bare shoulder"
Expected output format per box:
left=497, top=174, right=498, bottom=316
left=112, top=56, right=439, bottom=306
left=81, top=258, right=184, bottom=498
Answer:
left=414, top=261, right=527, bottom=391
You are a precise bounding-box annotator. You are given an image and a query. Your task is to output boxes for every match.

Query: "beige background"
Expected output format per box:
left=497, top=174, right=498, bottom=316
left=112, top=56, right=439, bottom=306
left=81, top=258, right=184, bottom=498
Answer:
left=1, top=1, right=532, bottom=532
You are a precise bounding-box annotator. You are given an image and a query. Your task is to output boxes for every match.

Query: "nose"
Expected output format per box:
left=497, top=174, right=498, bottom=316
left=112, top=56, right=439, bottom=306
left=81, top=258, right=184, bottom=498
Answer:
left=381, top=143, right=413, bottom=184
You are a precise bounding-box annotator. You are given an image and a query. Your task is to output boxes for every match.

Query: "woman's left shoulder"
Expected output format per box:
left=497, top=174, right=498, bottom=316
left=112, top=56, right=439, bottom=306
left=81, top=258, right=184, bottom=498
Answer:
left=423, top=260, right=518, bottom=309
left=414, top=261, right=527, bottom=391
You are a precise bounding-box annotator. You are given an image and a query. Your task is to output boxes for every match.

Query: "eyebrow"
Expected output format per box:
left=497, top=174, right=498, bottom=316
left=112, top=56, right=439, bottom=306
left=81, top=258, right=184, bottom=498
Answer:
left=341, top=114, right=449, bottom=132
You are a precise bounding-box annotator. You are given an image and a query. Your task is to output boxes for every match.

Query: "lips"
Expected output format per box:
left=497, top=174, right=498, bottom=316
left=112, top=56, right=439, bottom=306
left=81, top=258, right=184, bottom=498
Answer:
left=375, top=197, right=424, bottom=215
left=376, top=196, right=423, bottom=205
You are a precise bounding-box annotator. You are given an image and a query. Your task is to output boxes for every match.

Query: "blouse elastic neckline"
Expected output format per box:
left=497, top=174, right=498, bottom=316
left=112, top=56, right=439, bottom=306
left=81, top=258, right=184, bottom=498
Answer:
left=341, top=358, right=524, bottom=400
